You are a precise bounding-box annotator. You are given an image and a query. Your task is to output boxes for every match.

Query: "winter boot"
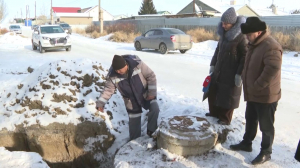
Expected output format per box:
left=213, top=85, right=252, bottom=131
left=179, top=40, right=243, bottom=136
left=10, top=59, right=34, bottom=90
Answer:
left=251, top=152, right=271, bottom=165
left=230, top=141, right=252, bottom=152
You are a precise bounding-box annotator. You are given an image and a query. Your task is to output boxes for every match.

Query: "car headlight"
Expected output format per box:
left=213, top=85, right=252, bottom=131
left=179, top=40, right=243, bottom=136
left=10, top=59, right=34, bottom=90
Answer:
left=42, top=37, right=50, bottom=40
left=66, top=35, right=70, bottom=39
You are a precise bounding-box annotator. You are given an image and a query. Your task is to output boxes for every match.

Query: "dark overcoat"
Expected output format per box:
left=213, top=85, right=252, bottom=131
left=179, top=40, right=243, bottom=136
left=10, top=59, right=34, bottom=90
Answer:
left=209, top=16, right=248, bottom=109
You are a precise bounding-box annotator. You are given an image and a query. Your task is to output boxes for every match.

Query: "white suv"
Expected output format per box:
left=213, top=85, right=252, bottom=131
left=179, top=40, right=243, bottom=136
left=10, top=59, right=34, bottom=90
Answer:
left=32, top=25, right=72, bottom=53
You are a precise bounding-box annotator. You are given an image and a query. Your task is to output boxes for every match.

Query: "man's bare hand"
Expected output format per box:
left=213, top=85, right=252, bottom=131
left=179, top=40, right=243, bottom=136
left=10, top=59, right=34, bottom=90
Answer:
left=97, top=107, right=104, bottom=112
left=146, top=96, right=155, bottom=100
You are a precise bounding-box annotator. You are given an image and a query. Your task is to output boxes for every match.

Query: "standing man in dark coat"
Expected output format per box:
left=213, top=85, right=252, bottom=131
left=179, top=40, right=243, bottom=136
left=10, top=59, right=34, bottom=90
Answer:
left=230, top=17, right=282, bottom=165
left=295, top=140, right=300, bottom=162
left=206, top=7, right=248, bottom=125
left=96, top=55, right=159, bottom=141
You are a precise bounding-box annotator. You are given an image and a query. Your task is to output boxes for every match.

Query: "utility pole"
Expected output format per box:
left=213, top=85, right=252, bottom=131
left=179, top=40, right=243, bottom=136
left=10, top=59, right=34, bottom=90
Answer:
left=26, top=5, right=29, bottom=26
left=51, top=0, right=53, bottom=25
left=99, top=0, right=103, bottom=33
left=193, top=0, right=195, bottom=13
left=35, top=1, right=37, bottom=23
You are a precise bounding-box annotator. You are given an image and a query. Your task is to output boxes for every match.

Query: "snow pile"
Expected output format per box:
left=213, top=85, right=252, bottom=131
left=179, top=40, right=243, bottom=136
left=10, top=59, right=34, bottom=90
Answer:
left=0, top=59, right=109, bottom=130
left=0, top=147, right=49, bottom=168
left=0, top=32, right=30, bottom=50
left=115, top=136, right=203, bottom=168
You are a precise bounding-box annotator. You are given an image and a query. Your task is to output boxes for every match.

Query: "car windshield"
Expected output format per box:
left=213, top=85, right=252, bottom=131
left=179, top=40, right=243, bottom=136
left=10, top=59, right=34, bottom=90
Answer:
left=166, top=29, right=185, bottom=35
left=41, top=26, right=64, bottom=34
left=60, top=24, right=70, bottom=27
left=10, top=25, right=20, bottom=29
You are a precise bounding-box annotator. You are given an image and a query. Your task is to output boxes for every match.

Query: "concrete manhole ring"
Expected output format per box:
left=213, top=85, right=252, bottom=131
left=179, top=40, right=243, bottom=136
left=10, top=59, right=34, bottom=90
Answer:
left=157, top=115, right=218, bottom=156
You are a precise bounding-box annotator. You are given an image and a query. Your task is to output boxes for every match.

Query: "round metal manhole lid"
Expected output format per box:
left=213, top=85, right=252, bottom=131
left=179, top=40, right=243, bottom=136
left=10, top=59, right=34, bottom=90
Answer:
left=158, top=115, right=216, bottom=140
left=168, top=116, right=210, bottom=132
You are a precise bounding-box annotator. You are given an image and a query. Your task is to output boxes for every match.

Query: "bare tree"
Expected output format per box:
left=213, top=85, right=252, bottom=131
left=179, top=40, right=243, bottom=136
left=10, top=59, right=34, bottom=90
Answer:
left=36, top=2, right=48, bottom=24
left=0, top=0, right=8, bottom=23
left=39, top=2, right=47, bottom=16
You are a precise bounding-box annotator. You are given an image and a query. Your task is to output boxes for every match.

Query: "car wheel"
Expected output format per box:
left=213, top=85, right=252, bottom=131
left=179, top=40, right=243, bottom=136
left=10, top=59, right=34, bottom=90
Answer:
left=180, top=50, right=187, bottom=54
left=32, top=40, right=37, bottom=50
left=134, top=41, right=142, bottom=51
left=66, top=47, right=71, bottom=51
left=39, top=42, right=45, bottom=53
left=159, top=43, right=168, bottom=54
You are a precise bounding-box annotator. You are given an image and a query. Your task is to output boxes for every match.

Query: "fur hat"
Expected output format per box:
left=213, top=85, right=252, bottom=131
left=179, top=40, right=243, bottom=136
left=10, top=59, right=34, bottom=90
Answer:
left=221, top=7, right=237, bottom=24
left=241, top=17, right=267, bottom=34
left=112, top=55, right=126, bottom=70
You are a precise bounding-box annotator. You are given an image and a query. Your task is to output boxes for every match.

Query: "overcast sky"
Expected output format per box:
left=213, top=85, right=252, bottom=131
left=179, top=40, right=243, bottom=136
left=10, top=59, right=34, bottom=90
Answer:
left=2, top=0, right=297, bottom=23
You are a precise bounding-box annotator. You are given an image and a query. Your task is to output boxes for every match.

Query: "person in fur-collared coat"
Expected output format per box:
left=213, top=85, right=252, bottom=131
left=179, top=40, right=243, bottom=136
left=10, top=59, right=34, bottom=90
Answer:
left=206, top=7, right=248, bottom=125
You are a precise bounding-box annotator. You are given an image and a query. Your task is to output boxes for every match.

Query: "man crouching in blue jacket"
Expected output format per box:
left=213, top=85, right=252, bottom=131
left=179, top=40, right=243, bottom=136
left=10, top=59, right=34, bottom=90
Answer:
left=96, top=55, right=159, bottom=140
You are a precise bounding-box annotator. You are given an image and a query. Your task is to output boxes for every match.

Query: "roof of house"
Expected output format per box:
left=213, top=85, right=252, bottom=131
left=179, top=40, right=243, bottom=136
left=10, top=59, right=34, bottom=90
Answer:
left=52, top=7, right=81, bottom=13
left=78, top=7, right=92, bottom=13
left=157, top=11, right=172, bottom=15
left=252, top=8, right=289, bottom=16
left=177, top=0, right=222, bottom=14
left=82, top=5, right=114, bottom=17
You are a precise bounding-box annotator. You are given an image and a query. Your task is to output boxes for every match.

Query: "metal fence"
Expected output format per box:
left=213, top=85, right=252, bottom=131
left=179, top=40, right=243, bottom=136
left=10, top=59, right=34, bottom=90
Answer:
left=96, top=15, right=300, bottom=34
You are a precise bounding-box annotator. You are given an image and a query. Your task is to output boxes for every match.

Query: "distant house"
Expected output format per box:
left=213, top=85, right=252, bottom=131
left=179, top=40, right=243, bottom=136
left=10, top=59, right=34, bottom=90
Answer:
left=252, top=5, right=289, bottom=16
left=157, top=11, right=172, bottom=15
left=129, top=14, right=168, bottom=20
left=177, top=0, right=288, bottom=17
left=113, top=14, right=129, bottom=20
left=52, top=6, right=114, bottom=25
left=52, top=7, right=81, bottom=13
left=79, top=6, right=114, bottom=21
left=177, top=0, right=222, bottom=15
left=217, top=4, right=260, bottom=17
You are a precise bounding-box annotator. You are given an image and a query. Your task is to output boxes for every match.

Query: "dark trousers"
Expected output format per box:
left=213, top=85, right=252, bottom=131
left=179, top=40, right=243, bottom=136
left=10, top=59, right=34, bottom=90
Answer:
left=295, top=140, right=300, bottom=162
left=208, top=85, right=234, bottom=124
left=128, top=100, right=159, bottom=140
left=243, top=101, right=278, bottom=154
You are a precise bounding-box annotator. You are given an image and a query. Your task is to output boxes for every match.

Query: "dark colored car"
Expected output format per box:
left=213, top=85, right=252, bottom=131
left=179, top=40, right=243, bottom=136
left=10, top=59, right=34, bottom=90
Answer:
left=31, top=25, right=39, bottom=30
left=59, top=23, right=72, bottom=34
left=134, top=28, right=193, bottom=54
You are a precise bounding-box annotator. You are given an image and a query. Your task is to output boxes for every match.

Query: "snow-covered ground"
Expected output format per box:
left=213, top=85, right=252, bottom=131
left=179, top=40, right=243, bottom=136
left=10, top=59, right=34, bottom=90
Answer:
left=0, top=27, right=299, bottom=168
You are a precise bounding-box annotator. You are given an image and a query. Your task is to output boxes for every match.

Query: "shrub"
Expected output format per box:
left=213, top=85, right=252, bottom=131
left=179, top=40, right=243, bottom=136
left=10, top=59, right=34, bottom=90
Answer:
left=105, top=23, right=137, bottom=34
left=186, top=28, right=218, bottom=43
left=0, top=28, right=8, bottom=35
left=91, top=30, right=108, bottom=39
left=271, top=31, right=291, bottom=50
left=109, top=31, right=141, bottom=43
left=85, top=25, right=99, bottom=34
left=73, top=28, right=86, bottom=35
left=290, top=31, right=300, bottom=51
left=270, top=30, right=300, bottom=51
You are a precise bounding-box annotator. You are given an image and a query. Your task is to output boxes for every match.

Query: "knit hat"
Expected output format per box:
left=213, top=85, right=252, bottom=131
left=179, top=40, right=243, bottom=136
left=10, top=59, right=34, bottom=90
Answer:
left=221, top=7, right=237, bottom=24
left=112, top=55, right=126, bottom=70
left=241, top=17, right=267, bottom=34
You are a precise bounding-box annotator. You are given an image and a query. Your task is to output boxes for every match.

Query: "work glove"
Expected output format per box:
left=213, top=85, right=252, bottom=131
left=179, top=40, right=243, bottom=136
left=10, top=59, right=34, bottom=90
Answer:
left=235, top=74, right=242, bottom=87
left=209, top=66, right=215, bottom=74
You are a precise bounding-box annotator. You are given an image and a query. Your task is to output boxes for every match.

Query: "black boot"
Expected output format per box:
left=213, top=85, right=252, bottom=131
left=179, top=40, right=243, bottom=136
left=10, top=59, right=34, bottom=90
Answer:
left=205, top=113, right=217, bottom=117
left=251, top=152, right=271, bottom=165
left=147, top=129, right=157, bottom=141
left=205, top=113, right=213, bottom=116
left=230, top=141, right=252, bottom=152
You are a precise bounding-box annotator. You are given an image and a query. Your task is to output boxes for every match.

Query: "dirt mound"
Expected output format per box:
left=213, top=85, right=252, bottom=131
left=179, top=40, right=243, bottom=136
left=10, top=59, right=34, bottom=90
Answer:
left=0, top=59, right=107, bottom=127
